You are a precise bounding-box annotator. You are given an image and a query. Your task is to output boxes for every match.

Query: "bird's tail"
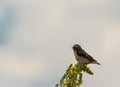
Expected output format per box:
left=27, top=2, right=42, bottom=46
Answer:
left=96, top=62, right=101, bottom=65
left=93, top=61, right=101, bottom=65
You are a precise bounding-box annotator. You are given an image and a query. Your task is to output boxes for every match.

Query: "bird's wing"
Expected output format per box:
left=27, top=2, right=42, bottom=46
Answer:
left=77, top=50, right=96, bottom=62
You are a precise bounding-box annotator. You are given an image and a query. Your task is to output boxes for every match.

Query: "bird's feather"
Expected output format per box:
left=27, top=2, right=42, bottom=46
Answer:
left=77, top=49, right=96, bottom=62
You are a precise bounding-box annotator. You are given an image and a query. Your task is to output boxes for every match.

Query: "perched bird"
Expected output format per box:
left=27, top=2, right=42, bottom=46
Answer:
left=72, top=44, right=100, bottom=65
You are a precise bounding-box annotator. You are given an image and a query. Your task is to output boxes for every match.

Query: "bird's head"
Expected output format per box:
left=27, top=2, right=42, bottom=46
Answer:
left=72, top=44, right=82, bottom=51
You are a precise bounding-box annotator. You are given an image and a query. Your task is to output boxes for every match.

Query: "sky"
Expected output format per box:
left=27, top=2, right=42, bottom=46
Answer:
left=0, top=0, right=120, bottom=87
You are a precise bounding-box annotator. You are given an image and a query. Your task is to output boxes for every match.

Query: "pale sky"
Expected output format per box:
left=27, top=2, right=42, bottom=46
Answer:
left=0, top=0, right=120, bottom=87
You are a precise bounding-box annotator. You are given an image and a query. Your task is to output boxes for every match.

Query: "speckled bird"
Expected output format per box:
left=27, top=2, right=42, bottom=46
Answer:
left=72, top=44, right=100, bottom=65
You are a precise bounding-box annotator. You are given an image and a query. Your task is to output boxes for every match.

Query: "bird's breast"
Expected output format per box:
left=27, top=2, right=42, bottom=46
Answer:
left=73, top=51, right=89, bottom=63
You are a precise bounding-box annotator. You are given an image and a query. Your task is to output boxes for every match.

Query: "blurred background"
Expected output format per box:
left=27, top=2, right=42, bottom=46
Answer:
left=0, top=0, right=120, bottom=87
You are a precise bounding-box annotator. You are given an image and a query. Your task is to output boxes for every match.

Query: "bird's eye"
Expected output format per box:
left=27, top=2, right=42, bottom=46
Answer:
left=74, top=45, right=79, bottom=48
left=73, top=47, right=78, bottom=50
left=72, top=44, right=81, bottom=50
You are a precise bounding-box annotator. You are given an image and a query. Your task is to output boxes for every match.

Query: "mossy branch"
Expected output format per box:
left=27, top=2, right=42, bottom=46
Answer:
left=55, top=63, right=93, bottom=87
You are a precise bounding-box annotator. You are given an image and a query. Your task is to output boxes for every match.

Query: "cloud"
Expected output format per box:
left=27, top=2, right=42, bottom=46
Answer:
left=67, top=0, right=110, bottom=6
left=0, top=49, right=51, bottom=80
left=0, top=0, right=120, bottom=87
left=0, top=1, right=16, bottom=45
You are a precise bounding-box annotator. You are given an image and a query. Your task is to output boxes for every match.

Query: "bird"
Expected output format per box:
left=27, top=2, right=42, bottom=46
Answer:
left=72, top=44, right=100, bottom=65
